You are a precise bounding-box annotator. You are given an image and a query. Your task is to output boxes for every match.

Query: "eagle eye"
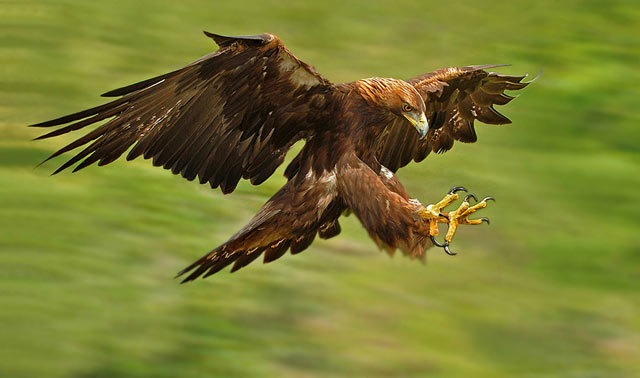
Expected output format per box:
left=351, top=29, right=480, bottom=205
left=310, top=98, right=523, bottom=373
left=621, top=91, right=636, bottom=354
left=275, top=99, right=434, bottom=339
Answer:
left=402, top=104, right=413, bottom=112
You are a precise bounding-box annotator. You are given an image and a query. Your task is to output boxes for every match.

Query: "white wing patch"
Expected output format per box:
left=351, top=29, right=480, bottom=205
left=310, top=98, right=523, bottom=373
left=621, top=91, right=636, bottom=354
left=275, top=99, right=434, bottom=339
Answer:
left=380, top=166, right=394, bottom=180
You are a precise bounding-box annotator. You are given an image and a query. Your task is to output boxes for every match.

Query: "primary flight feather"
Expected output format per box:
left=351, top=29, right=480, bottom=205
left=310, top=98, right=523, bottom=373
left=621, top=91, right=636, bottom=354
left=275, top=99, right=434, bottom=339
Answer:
left=33, top=32, right=533, bottom=282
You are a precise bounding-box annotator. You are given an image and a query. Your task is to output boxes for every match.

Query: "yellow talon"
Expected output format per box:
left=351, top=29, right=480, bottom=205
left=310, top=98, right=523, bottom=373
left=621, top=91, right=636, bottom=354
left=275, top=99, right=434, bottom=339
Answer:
left=445, top=196, right=494, bottom=242
left=419, top=189, right=493, bottom=255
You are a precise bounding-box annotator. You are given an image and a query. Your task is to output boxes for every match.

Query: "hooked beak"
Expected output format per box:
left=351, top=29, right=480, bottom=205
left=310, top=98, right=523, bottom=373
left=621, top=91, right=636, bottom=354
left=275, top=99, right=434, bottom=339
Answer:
left=404, top=112, right=429, bottom=139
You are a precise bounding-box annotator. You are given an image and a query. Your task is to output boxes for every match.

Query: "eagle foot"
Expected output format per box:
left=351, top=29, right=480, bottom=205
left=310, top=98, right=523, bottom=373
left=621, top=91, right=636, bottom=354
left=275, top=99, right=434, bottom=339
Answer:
left=419, top=186, right=493, bottom=255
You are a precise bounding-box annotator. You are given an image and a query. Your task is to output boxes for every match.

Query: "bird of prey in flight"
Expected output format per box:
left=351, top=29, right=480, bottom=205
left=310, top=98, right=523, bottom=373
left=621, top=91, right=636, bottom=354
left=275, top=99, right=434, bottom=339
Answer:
left=32, top=32, right=533, bottom=282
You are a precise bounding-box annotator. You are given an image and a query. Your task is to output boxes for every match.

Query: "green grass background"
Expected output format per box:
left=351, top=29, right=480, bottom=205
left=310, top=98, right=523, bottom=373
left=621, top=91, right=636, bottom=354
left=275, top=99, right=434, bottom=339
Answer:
left=2, top=0, right=639, bottom=377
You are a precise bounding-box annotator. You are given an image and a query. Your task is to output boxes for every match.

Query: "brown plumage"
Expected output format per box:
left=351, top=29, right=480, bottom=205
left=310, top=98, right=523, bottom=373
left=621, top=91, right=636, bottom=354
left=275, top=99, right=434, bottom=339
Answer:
left=32, top=32, right=533, bottom=282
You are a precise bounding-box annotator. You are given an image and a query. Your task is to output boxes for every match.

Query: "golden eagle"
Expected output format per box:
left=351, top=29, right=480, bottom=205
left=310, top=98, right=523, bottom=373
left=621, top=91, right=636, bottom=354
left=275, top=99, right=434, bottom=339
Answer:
left=33, top=32, right=533, bottom=282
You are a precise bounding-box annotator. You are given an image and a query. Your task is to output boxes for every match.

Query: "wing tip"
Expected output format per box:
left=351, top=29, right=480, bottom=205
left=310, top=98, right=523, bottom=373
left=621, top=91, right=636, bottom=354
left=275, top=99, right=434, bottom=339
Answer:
left=51, top=165, right=66, bottom=175
left=100, top=86, right=133, bottom=97
left=202, top=30, right=216, bottom=40
left=464, top=64, right=511, bottom=72
left=175, top=263, right=201, bottom=284
left=29, top=118, right=66, bottom=128
left=203, top=31, right=276, bottom=48
left=100, top=90, right=118, bottom=97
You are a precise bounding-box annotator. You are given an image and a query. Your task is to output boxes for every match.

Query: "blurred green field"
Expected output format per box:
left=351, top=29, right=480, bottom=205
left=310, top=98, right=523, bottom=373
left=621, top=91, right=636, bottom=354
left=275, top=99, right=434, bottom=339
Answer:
left=2, top=0, right=639, bottom=377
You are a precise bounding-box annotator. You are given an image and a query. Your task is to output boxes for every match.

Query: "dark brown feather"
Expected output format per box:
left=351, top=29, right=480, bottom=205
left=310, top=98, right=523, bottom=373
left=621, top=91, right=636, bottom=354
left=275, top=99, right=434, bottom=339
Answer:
left=177, top=166, right=345, bottom=281
left=35, top=32, right=333, bottom=194
left=335, top=153, right=429, bottom=257
left=318, top=220, right=341, bottom=239
left=230, top=248, right=265, bottom=273
left=290, top=233, right=316, bottom=255
left=375, top=65, right=534, bottom=170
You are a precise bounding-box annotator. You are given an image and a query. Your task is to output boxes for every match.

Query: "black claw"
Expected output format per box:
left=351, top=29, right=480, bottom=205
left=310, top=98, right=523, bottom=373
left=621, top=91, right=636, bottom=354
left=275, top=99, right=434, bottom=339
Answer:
left=448, top=186, right=467, bottom=195
left=430, top=235, right=446, bottom=247
left=464, top=194, right=477, bottom=202
left=481, top=217, right=490, bottom=225
left=482, top=196, right=495, bottom=203
left=439, top=213, right=450, bottom=221
left=443, top=241, right=457, bottom=256
left=431, top=236, right=457, bottom=255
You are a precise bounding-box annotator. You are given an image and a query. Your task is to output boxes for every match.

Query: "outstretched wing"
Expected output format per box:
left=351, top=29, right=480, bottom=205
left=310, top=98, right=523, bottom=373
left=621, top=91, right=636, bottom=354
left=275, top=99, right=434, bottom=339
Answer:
left=177, top=169, right=345, bottom=282
left=33, top=32, right=333, bottom=193
left=375, top=65, right=534, bottom=172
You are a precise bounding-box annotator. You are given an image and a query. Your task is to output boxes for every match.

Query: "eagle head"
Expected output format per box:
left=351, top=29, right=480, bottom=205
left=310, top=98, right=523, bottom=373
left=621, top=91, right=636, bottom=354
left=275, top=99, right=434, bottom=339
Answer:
left=356, top=78, right=428, bottom=138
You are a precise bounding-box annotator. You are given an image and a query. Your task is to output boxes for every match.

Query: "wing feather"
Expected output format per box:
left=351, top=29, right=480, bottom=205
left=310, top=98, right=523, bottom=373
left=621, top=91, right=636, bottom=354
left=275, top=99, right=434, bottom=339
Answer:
left=33, top=32, right=333, bottom=194
left=375, top=65, right=535, bottom=171
left=177, top=169, right=346, bottom=281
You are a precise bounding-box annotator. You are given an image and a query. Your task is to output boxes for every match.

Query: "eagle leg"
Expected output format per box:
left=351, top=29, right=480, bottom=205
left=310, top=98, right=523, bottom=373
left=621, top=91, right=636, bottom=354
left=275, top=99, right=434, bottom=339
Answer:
left=417, top=185, right=467, bottom=237
left=419, top=187, right=493, bottom=255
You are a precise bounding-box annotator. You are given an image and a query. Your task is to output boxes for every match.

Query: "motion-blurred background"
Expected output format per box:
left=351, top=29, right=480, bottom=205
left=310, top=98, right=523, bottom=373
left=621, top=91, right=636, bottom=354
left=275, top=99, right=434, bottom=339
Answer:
left=2, top=1, right=639, bottom=377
